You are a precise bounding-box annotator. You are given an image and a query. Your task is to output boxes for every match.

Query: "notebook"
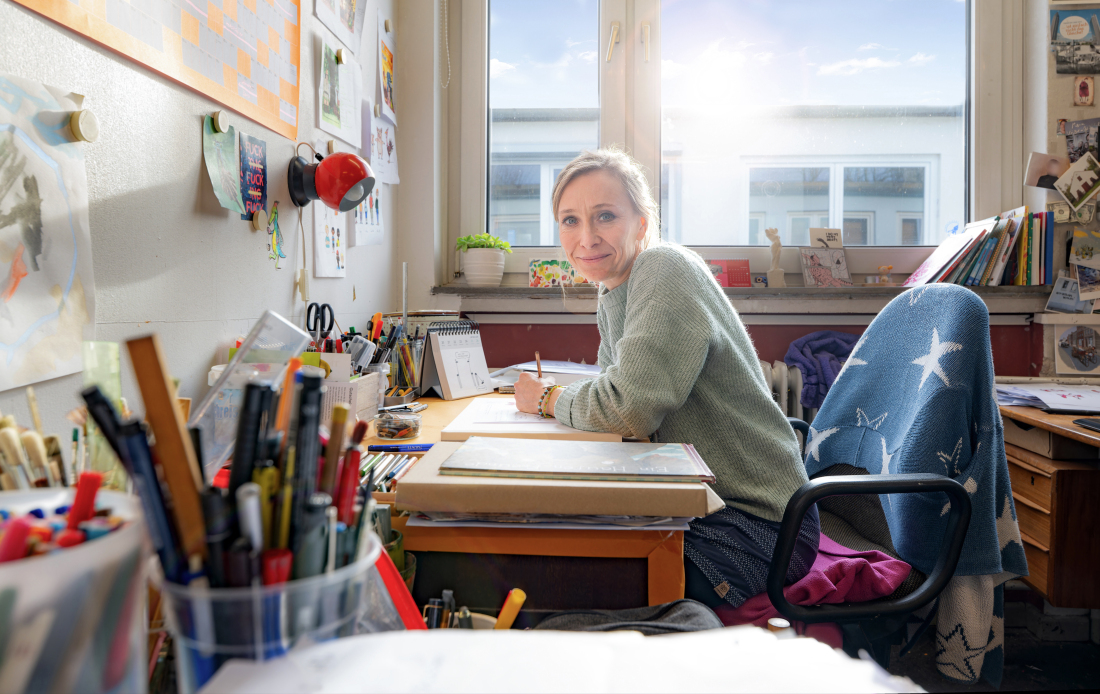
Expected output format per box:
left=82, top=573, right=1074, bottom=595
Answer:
left=418, top=320, right=494, bottom=400
left=438, top=436, right=715, bottom=483
left=440, top=398, right=622, bottom=442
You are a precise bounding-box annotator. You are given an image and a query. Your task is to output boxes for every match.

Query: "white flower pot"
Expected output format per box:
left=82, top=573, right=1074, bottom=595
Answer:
left=462, top=248, right=506, bottom=287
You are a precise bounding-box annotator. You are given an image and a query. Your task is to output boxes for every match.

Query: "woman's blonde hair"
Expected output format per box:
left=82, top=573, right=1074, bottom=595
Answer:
left=551, top=147, right=660, bottom=250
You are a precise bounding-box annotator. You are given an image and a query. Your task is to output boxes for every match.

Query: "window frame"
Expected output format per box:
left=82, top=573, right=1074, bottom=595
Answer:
left=455, top=0, right=1019, bottom=280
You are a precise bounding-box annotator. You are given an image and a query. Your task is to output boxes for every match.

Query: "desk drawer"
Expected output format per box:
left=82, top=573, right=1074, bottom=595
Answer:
left=1012, top=496, right=1051, bottom=549
left=1008, top=459, right=1052, bottom=512
left=1021, top=537, right=1049, bottom=595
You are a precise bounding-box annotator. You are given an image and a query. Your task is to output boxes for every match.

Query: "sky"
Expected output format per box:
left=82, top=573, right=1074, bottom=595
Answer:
left=489, top=0, right=967, bottom=109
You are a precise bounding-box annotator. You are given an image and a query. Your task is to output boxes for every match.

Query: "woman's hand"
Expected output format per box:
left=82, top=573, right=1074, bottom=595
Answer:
left=514, top=372, right=557, bottom=414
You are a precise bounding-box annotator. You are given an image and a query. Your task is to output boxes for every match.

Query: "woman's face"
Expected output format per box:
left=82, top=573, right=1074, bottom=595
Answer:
left=557, top=170, right=647, bottom=290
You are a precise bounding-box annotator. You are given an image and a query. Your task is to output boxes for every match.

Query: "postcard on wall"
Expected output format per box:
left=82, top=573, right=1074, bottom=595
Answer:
left=239, top=133, right=267, bottom=221
left=202, top=115, right=246, bottom=214
left=1056, top=324, right=1100, bottom=375
left=1046, top=277, right=1094, bottom=314
left=1065, top=118, right=1099, bottom=163
left=800, top=248, right=853, bottom=288
left=1055, top=152, right=1100, bottom=211
left=352, top=189, right=383, bottom=246
left=0, top=73, right=97, bottom=391
left=1051, top=10, right=1100, bottom=75
left=317, top=38, right=362, bottom=148
left=1025, top=152, right=1070, bottom=190
left=314, top=194, right=347, bottom=278
left=1070, top=228, right=1100, bottom=270
left=1077, top=76, right=1096, bottom=106
left=809, top=228, right=844, bottom=248
left=1078, top=265, right=1100, bottom=300
left=378, top=11, right=397, bottom=125
left=315, top=0, right=367, bottom=55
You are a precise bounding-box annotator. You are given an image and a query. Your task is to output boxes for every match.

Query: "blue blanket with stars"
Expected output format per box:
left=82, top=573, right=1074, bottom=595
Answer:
left=802, top=283, right=1027, bottom=685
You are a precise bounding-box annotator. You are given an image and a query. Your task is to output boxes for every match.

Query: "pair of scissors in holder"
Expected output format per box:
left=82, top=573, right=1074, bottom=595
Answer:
left=306, top=302, right=335, bottom=347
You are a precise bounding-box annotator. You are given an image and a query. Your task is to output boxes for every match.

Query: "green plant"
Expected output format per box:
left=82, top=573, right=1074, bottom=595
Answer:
left=456, top=233, right=513, bottom=253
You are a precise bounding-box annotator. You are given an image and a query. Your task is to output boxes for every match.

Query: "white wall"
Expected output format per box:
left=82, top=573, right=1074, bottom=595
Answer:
left=0, top=0, right=397, bottom=439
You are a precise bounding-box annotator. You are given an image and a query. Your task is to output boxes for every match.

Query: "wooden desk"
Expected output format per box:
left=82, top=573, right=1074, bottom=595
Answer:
left=999, top=406, right=1100, bottom=607
left=370, top=394, right=686, bottom=621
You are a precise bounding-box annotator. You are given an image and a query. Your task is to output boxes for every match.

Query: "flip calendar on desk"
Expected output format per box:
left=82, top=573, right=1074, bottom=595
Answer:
left=419, top=321, right=494, bottom=400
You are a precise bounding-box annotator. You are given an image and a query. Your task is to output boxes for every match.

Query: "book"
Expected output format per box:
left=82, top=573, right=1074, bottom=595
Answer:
left=947, top=224, right=994, bottom=284
left=1027, top=213, right=1036, bottom=285
left=1046, top=211, right=1055, bottom=284
left=438, top=437, right=716, bottom=483
left=937, top=221, right=995, bottom=283
left=903, top=226, right=985, bottom=286
left=976, top=219, right=1010, bottom=285
left=440, top=398, right=621, bottom=443
left=965, top=234, right=998, bottom=285
left=982, top=218, right=1017, bottom=285
left=986, top=206, right=1027, bottom=286
left=394, top=441, right=724, bottom=517
left=1015, top=215, right=1029, bottom=285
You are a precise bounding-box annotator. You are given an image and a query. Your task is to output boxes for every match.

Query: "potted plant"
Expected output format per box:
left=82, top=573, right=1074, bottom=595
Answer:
left=457, top=233, right=512, bottom=287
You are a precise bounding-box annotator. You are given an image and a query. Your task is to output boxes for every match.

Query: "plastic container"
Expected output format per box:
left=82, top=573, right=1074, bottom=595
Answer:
left=373, top=412, right=421, bottom=440
left=0, top=489, right=149, bottom=694
left=365, top=363, right=391, bottom=410
left=382, top=387, right=419, bottom=408
left=158, top=532, right=402, bottom=694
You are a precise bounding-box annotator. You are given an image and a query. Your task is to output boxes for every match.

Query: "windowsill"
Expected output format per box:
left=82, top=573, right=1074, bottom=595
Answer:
left=432, top=283, right=1051, bottom=315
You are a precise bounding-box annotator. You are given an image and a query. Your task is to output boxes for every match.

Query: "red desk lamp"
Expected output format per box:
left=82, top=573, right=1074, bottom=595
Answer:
left=288, top=151, right=375, bottom=211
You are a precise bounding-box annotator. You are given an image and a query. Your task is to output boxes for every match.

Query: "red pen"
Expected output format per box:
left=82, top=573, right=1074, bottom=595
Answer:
left=337, top=421, right=369, bottom=524
left=67, top=471, right=103, bottom=530
left=0, top=517, right=32, bottom=562
left=262, top=548, right=293, bottom=585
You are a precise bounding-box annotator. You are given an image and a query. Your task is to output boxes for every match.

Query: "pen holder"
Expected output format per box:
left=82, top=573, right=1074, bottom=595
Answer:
left=365, top=363, right=391, bottom=410
left=0, top=489, right=149, bottom=694
left=158, top=532, right=402, bottom=694
left=382, top=388, right=419, bottom=407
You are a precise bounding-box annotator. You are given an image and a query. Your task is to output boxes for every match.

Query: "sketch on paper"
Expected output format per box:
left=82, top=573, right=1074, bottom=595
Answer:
left=378, top=12, right=397, bottom=124
left=315, top=0, right=367, bottom=54
left=314, top=196, right=346, bottom=278
left=800, top=248, right=853, bottom=288
left=0, top=73, right=96, bottom=391
left=202, top=115, right=246, bottom=214
left=267, top=202, right=286, bottom=268
left=367, top=106, right=399, bottom=184
left=321, top=43, right=341, bottom=129
left=352, top=190, right=382, bottom=246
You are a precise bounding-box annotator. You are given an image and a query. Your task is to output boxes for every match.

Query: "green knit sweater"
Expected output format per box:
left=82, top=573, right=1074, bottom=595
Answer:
left=554, top=244, right=809, bottom=521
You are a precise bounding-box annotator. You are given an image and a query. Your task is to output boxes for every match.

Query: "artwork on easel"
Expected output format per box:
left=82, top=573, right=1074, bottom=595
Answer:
left=800, top=248, right=853, bottom=288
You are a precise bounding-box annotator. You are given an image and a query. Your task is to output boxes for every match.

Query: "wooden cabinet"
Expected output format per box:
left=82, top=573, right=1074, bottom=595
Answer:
left=1005, top=443, right=1100, bottom=607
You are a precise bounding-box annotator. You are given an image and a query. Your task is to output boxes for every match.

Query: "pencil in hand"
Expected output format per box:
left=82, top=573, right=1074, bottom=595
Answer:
left=535, top=351, right=542, bottom=379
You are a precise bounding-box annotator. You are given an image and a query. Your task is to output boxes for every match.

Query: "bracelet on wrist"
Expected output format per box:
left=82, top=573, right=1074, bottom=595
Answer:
left=538, top=385, right=563, bottom=418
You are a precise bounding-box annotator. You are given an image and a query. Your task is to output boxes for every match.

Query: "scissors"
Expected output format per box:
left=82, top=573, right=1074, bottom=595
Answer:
left=306, top=302, right=335, bottom=347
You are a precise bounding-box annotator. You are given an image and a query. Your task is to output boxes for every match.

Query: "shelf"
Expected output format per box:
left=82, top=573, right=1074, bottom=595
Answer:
left=1031, top=312, right=1100, bottom=325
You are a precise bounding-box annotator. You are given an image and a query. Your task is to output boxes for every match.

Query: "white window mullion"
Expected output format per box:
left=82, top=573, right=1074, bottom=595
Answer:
left=601, top=0, right=628, bottom=150
left=629, top=0, right=661, bottom=206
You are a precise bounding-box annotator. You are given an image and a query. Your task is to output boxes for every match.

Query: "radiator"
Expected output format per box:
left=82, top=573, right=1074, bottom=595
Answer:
left=759, top=361, right=817, bottom=425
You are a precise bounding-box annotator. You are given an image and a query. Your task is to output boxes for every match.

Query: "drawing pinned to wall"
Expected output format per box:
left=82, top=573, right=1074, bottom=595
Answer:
left=202, top=116, right=245, bottom=214
left=352, top=190, right=383, bottom=246
left=317, top=39, right=362, bottom=148
left=267, top=202, right=286, bottom=268
left=315, top=0, right=368, bottom=54
left=378, top=12, right=397, bottom=124
left=0, top=73, right=96, bottom=392
left=364, top=100, right=399, bottom=184
left=239, top=133, right=267, bottom=222
left=314, top=194, right=346, bottom=278
left=800, top=248, right=854, bottom=288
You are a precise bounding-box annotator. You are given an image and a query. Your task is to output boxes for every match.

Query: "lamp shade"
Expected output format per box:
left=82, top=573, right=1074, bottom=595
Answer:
left=288, top=152, right=375, bottom=211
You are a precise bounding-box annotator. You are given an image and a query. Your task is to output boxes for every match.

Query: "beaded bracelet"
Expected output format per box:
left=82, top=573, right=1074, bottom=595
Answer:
left=538, top=385, right=564, bottom=418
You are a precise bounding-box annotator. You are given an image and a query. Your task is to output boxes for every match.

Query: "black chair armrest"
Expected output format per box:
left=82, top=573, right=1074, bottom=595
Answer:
left=766, top=474, right=971, bottom=624
left=787, top=418, right=809, bottom=455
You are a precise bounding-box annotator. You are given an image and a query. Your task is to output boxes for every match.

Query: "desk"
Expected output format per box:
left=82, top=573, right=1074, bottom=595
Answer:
left=999, top=406, right=1100, bottom=607
left=368, top=394, right=686, bottom=622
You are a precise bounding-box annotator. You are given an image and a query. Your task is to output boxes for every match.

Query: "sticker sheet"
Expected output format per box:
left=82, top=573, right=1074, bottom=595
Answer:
left=0, top=74, right=97, bottom=391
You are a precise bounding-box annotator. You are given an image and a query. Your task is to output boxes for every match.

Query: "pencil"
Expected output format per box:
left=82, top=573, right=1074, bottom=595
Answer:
left=535, top=351, right=542, bottom=379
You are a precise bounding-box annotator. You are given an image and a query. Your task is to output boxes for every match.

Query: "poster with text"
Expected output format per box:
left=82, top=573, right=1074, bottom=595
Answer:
left=352, top=189, right=383, bottom=246
left=314, top=197, right=347, bottom=277
left=239, top=133, right=267, bottom=221
left=378, top=11, right=397, bottom=124
left=0, top=74, right=96, bottom=391
left=315, top=0, right=367, bottom=54
left=317, top=39, right=362, bottom=148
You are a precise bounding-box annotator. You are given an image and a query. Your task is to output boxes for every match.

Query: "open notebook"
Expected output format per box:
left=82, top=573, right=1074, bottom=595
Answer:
left=440, top=398, right=622, bottom=442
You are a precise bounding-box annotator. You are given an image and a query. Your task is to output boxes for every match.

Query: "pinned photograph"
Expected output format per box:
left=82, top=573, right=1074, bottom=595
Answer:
left=1078, top=264, right=1100, bottom=299
left=1064, top=117, right=1099, bottom=161
left=1056, top=324, right=1100, bottom=375
left=1046, top=277, right=1094, bottom=313
left=1051, top=9, right=1100, bottom=74
left=1077, top=76, right=1095, bottom=106
left=1059, top=118, right=1068, bottom=135
left=1054, top=151, right=1100, bottom=210
left=1025, top=152, right=1071, bottom=190
left=809, top=228, right=844, bottom=248
left=1070, top=227, right=1100, bottom=269
left=800, top=248, right=853, bottom=288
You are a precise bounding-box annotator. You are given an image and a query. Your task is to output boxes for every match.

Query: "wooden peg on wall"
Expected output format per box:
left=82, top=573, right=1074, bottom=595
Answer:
left=384, top=19, right=391, bottom=32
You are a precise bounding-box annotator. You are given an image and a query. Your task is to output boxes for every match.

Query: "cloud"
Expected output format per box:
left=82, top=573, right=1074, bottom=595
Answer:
left=908, top=52, right=936, bottom=66
left=489, top=58, right=516, bottom=78
left=753, top=52, right=775, bottom=65
left=577, top=50, right=598, bottom=63
left=817, top=57, right=900, bottom=76
left=859, top=43, right=886, bottom=51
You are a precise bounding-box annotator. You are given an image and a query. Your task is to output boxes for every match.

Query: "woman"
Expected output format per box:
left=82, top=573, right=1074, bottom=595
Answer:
left=514, top=149, right=819, bottom=611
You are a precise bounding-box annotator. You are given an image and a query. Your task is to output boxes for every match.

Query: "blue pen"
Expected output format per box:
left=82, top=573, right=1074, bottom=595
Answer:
left=366, top=443, right=433, bottom=453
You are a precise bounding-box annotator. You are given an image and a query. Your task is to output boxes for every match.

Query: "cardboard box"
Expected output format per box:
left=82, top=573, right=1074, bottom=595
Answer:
left=1003, top=416, right=1098, bottom=460
left=395, top=442, right=723, bottom=517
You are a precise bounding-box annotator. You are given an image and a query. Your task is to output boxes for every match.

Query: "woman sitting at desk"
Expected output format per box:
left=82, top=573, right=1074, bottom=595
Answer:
left=514, top=149, right=819, bottom=611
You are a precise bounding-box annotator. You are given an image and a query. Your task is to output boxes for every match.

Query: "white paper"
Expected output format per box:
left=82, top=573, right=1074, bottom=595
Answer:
left=366, top=102, right=399, bottom=184
left=313, top=191, right=348, bottom=278
left=472, top=399, right=545, bottom=424
left=996, top=382, right=1100, bottom=409
left=0, top=74, right=97, bottom=391
left=314, top=0, right=367, bottom=54
left=351, top=186, right=383, bottom=246
left=321, top=381, right=357, bottom=425
left=317, top=38, right=362, bottom=148
left=378, top=10, right=397, bottom=125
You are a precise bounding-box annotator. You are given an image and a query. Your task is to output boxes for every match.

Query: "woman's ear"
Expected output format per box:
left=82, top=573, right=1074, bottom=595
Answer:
left=637, top=215, right=649, bottom=250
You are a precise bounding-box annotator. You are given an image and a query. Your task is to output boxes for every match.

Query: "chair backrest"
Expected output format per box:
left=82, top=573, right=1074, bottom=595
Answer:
left=801, top=284, right=1027, bottom=579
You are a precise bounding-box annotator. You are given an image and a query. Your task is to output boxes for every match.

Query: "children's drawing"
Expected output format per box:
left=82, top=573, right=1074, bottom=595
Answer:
left=378, top=11, right=397, bottom=124
left=800, top=248, right=853, bottom=288
left=202, top=115, right=246, bottom=214
left=313, top=195, right=346, bottom=278
left=314, top=0, right=367, bottom=54
left=0, top=73, right=96, bottom=391
left=320, top=43, right=341, bottom=129
left=352, top=191, right=383, bottom=246
left=267, top=202, right=285, bottom=268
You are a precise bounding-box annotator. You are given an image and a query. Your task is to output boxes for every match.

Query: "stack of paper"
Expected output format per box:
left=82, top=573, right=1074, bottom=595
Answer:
left=440, top=398, right=621, bottom=442
left=996, top=383, right=1100, bottom=413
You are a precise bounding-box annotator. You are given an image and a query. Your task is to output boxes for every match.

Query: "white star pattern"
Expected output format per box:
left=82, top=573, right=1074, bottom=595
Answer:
left=912, top=328, right=963, bottom=389
left=909, top=285, right=933, bottom=305
left=941, top=501, right=952, bottom=516
left=856, top=407, right=888, bottom=430
left=962, top=477, right=978, bottom=495
left=996, top=495, right=1023, bottom=552
left=805, top=426, right=839, bottom=463
left=834, top=337, right=868, bottom=383
left=937, top=438, right=964, bottom=475
left=880, top=436, right=893, bottom=475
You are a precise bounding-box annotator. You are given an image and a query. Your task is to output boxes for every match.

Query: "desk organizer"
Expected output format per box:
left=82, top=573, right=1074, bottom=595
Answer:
left=158, top=532, right=402, bottom=694
left=383, top=388, right=419, bottom=408
left=0, top=489, right=149, bottom=694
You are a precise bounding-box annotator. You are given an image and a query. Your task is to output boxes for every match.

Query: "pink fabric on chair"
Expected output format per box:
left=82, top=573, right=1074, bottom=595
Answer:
left=712, top=534, right=912, bottom=648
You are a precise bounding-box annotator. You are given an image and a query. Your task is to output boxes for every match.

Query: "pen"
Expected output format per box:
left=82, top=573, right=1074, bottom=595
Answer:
left=320, top=404, right=349, bottom=496
left=495, top=588, right=527, bottom=630
left=536, top=351, right=542, bottom=379
left=252, top=462, right=278, bottom=550
left=325, top=507, right=338, bottom=574
left=236, top=482, right=264, bottom=554
left=67, top=429, right=78, bottom=487
left=68, top=470, right=103, bottom=530
left=80, top=386, right=128, bottom=467
left=290, top=375, right=324, bottom=556
left=201, top=489, right=230, bottom=588
left=229, top=383, right=271, bottom=503
left=337, top=422, right=369, bottom=524
left=292, top=492, right=331, bottom=580
left=457, top=607, right=473, bottom=629
left=225, top=537, right=258, bottom=587
left=424, top=598, right=443, bottom=629
left=119, top=421, right=185, bottom=583
left=367, top=443, right=433, bottom=453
